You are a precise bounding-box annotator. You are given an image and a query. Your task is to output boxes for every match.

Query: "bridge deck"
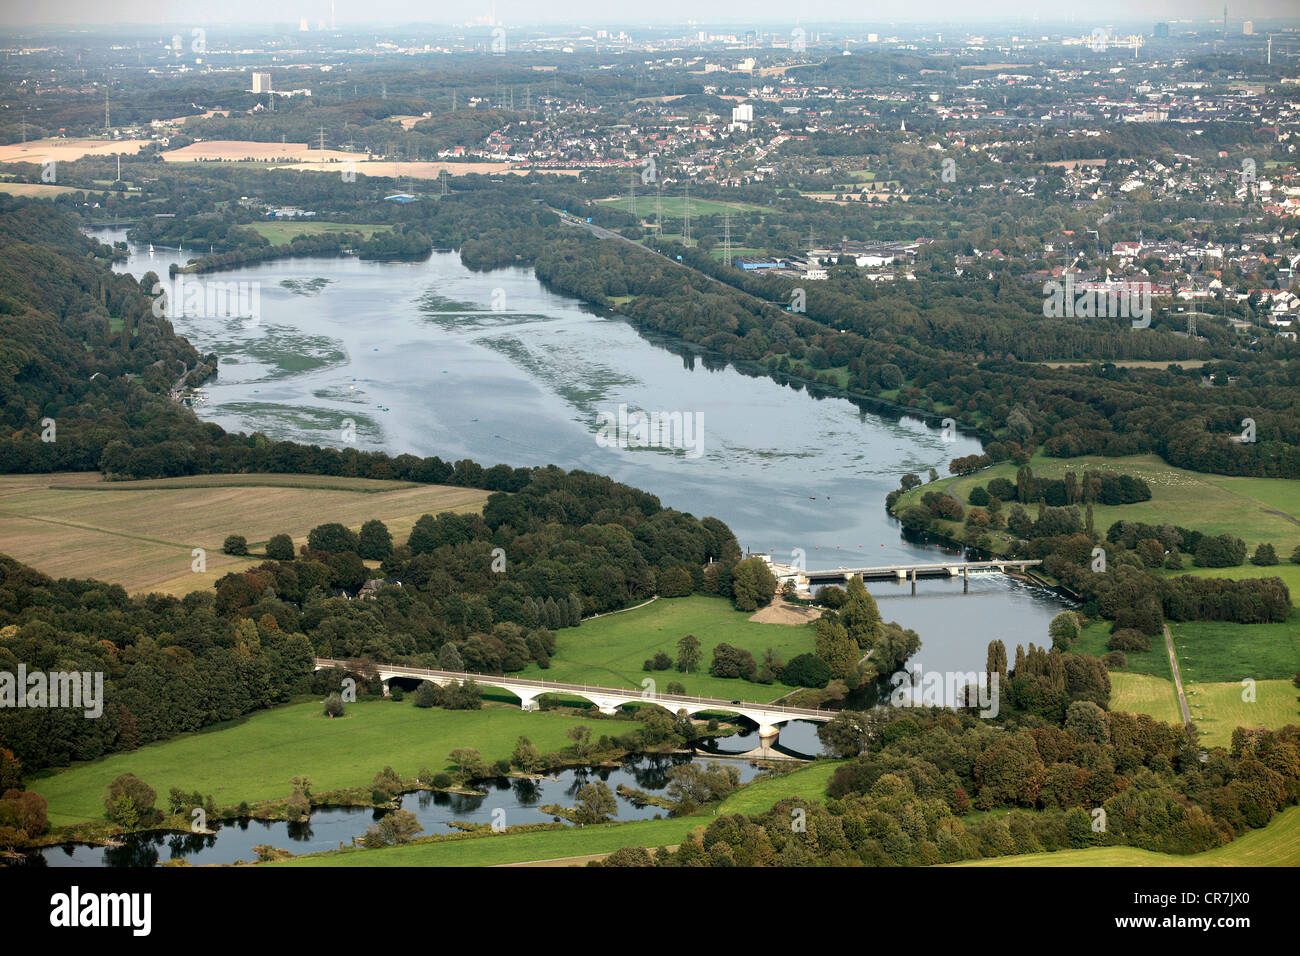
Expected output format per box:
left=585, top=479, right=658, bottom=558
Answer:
left=803, top=559, right=1041, bottom=580
left=313, top=657, right=832, bottom=722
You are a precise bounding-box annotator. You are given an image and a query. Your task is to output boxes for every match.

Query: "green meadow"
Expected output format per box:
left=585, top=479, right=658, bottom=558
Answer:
left=1074, top=620, right=1173, bottom=680
left=1184, top=680, right=1300, bottom=750
left=517, top=595, right=818, bottom=703
left=32, top=698, right=641, bottom=827
left=1169, top=617, right=1300, bottom=684
left=598, top=196, right=768, bottom=219
left=1108, top=672, right=1184, bottom=727
left=1081, top=614, right=1300, bottom=747
left=248, top=222, right=392, bottom=246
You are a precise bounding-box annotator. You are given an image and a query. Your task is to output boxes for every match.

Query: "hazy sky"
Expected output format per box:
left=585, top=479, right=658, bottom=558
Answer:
left=4, top=0, right=1299, bottom=29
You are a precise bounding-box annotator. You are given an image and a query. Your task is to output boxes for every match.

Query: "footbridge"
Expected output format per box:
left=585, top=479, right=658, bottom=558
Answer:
left=313, top=657, right=832, bottom=745
left=801, top=559, right=1042, bottom=593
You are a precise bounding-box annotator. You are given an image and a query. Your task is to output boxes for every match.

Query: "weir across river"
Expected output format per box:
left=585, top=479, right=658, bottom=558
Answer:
left=772, top=559, right=1043, bottom=594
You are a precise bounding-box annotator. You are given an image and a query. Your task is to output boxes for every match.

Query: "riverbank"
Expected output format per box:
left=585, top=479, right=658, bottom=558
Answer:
left=28, top=697, right=654, bottom=829
left=267, top=760, right=842, bottom=867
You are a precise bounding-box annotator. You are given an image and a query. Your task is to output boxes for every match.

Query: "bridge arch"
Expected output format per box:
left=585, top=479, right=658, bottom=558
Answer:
left=313, top=658, right=830, bottom=746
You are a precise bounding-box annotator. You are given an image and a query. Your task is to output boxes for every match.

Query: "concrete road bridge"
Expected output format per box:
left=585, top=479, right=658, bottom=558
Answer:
left=313, top=657, right=832, bottom=745
left=799, top=559, right=1042, bottom=593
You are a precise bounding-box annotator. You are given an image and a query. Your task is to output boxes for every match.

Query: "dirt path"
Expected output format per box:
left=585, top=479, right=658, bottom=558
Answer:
left=580, top=595, right=658, bottom=622
left=1164, top=623, right=1193, bottom=728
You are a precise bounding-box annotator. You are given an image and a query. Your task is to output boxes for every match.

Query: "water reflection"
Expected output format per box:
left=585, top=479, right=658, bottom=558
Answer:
left=21, top=755, right=765, bottom=868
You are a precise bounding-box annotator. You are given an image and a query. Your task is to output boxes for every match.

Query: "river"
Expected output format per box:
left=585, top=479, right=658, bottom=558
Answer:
left=23, top=754, right=768, bottom=867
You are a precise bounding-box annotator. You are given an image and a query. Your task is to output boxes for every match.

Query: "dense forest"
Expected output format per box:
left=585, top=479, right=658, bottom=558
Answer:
left=0, top=462, right=736, bottom=775
left=595, top=704, right=1300, bottom=866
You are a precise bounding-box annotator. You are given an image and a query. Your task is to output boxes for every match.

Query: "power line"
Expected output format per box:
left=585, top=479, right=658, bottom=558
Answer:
left=683, top=182, right=691, bottom=244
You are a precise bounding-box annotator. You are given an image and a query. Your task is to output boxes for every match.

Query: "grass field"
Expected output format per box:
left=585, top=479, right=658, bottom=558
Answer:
left=714, top=760, right=841, bottom=816
left=598, top=196, right=768, bottom=219
left=1085, top=612, right=1300, bottom=746
left=1184, top=680, right=1300, bottom=749
left=1075, top=621, right=1173, bottom=680
left=278, top=816, right=702, bottom=867
left=248, top=222, right=392, bottom=246
left=162, top=141, right=362, bottom=163
left=1169, top=617, right=1300, bottom=684
left=31, top=698, right=636, bottom=827
left=1081, top=612, right=1299, bottom=744
left=0, top=181, right=86, bottom=197
left=158, top=143, right=520, bottom=179
left=0, top=472, right=487, bottom=595
left=516, top=594, right=817, bottom=702
left=1109, top=672, right=1184, bottom=727
left=0, top=138, right=150, bottom=164
left=271, top=160, right=526, bottom=179
left=894, top=453, right=1300, bottom=559
left=701, top=246, right=765, bottom=263
left=275, top=759, right=841, bottom=866
left=952, top=804, right=1300, bottom=866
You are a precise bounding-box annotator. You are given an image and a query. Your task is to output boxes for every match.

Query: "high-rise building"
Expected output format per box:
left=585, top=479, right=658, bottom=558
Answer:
left=1153, top=22, right=1170, bottom=38
left=1243, top=21, right=1254, bottom=35
left=731, top=103, right=754, bottom=124
left=252, top=72, right=272, bottom=94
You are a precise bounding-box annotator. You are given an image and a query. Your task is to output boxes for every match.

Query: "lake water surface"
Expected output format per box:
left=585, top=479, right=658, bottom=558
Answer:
left=99, top=231, right=1070, bottom=676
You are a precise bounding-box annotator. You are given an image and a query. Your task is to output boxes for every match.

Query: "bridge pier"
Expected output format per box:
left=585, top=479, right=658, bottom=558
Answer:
left=963, top=566, right=969, bottom=593
left=755, top=724, right=781, bottom=757
left=910, top=568, right=916, bottom=595
left=381, top=678, right=391, bottom=697
left=584, top=693, right=626, bottom=716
